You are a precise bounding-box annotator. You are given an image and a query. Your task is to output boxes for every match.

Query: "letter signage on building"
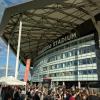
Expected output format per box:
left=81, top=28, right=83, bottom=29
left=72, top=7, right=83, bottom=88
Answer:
left=39, top=32, right=77, bottom=54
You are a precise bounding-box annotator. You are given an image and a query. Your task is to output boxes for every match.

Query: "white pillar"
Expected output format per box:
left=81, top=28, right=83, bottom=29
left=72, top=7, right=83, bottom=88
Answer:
left=78, top=81, right=81, bottom=89
left=6, top=43, right=10, bottom=77
left=15, top=21, right=22, bottom=79
left=63, top=81, right=65, bottom=86
left=51, top=81, right=53, bottom=88
left=56, top=81, right=59, bottom=86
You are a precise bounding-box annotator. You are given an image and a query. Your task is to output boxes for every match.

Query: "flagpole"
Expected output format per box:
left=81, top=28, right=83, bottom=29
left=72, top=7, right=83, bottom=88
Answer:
left=15, top=21, right=22, bottom=79
left=6, top=43, right=10, bottom=77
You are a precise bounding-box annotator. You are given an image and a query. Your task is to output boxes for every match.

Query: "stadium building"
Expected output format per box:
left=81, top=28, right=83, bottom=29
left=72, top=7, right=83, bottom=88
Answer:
left=0, top=0, right=100, bottom=87
left=31, top=32, right=99, bottom=87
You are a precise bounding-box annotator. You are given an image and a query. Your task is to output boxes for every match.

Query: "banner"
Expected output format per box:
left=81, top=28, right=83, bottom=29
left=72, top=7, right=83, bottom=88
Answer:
left=24, top=59, right=31, bottom=82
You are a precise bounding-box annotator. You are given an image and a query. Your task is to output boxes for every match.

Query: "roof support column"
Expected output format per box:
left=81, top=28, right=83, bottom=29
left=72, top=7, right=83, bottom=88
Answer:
left=84, top=5, right=100, bottom=45
left=15, top=21, right=22, bottom=79
left=6, top=43, right=10, bottom=77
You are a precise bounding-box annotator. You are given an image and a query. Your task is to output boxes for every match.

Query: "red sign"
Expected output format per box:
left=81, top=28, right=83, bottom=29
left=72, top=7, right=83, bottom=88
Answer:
left=43, top=77, right=51, bottom=84
left=24, top=59, right=31, bottom=82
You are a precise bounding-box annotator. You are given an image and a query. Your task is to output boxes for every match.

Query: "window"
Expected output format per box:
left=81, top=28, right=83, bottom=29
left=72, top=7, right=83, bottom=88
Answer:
left=79, top=57, right=96, bottom=65
left=92, top=57, right=96, bottom=63
left=74, top=60, right=78, bottom=66
left=54, top=73, right=57, bottom=77
left=86, top=46, right=90, bottom=53
left=49, top=74, right=52, bottom=77
left=63, top=72, right=67, bottom=76
left=39, top=75, right=43, bottom=78
left=54, top=64, right=57, bottom=69
left=71, top=49, right=78, bottom=56
left=75, top=49, right=78, bottom=55
left=79, top=69, right=97, bottom=75
left=43, top=67, right=47, bottom=71
left=48, top=56, right=55, bottom=62
left=79, top=59, right=82, bottom=65
left=51, top=73, right=55, bottom=77
left=49, top=65, right=53, bottom=70
left=79, top=48, right=82, bottom=54
left=61, top=53, right=63, bottom=59
left=70, top=50, right=74, bottom=56
left=79, top=71, right=83, bottom=75
left=70, top=61, right=74, bottom=66
left=56, top=54, right=63, bottom=60
left=92, top=69, right=97, bottom=74
left=65, top=52, right=69, bottom=57
left=67, top=62, right=70, bottom=67
left=82, top=47, right=87, bottom=54
left=56, top=73, right=60, bottom=76
left=64, top=62, right=68, bottom=67
left=79, top=45, right=95, bottom=55
left=82, top=70, right=87, bottom=75
left=82, top=59, right=87, bottom=64
left=87, top=58, right=92, bottom=64
left=58, top=63, right=63, bottom=68
left=43, top=74, right=46, bottom=78
left=74, top=71, right=78, bottom=75
left=91, top=45, right=95, bottom=52
left=70, top=71, right=74, bottom=75
left=87, top=70, right=92, bottom=74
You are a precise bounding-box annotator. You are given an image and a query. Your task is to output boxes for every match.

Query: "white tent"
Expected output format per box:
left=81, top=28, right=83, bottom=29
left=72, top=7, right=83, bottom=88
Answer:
left=0, top=76, right=26, bottom=85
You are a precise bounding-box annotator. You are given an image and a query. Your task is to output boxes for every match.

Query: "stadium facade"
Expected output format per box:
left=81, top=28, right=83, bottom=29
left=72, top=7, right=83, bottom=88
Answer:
left=31, top=32, right=100, bottom=86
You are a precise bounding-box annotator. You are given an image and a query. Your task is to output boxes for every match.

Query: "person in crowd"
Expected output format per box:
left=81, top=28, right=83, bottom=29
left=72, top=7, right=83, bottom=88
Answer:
left=55, top=94, right=61, bottom=100
left=86, top=90, right=100, bottom=100
left=69, top=91, right=76, bottom=100
left=13, top=87, right=21, bottom=100
left=33, top=90, right=40, bottom=100
left=1, top=87, right=5, bottom=100
left=0, top=83, right=100, bottom=100
left=75, top=89, right=81, bottom=100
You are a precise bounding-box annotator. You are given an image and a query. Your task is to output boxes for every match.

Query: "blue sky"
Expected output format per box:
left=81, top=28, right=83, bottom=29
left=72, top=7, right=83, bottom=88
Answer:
left=0, top=0, right=32, bottom=80
left=0, top=0, right=31, bottom=23
left=4, top=0, right=31, bottom=6
left=0, top=37, right=26, bottom=79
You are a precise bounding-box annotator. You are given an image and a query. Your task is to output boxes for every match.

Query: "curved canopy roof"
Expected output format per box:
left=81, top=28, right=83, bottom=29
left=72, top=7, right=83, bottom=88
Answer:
left=0, top=0, right=100, bottom=65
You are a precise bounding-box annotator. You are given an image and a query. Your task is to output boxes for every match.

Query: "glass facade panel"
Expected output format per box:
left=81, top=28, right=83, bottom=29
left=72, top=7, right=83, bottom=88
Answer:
left=53, top=64, right=57, bottom=69
left=67, top=62, right=71, bottom=67
left=47, top=56, right=55, bottom=62
left=74, top=60, right=78, bottom=66
left=58, top=63, right=63, bottom=68
left=65, top=52, right=69, bottom=57
left=79, top=69, right=97, bottom=75
left=32, top=35, right=98, bottom=82
left=93, top=57, right=96, bottom=63
left=74, top=71, right=78, bottom=75
left=43, top=67, right=47, bottom=71
left=92, top=69, right=97, bottom=74
left=49, top=65, right=53, bottom=70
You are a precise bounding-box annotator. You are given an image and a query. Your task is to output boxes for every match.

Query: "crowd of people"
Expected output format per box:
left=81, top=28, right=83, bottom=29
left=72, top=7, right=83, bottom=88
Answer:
left=0, top=84, right=100, bottom=100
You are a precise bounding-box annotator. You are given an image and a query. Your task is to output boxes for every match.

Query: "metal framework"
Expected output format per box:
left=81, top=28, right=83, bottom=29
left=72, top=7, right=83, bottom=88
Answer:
left=1, top=0, right=100, bottom=65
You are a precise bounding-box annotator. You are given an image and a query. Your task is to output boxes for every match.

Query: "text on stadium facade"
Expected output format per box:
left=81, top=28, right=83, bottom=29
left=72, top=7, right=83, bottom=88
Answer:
left=39, top=32, right=77, bottom=54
